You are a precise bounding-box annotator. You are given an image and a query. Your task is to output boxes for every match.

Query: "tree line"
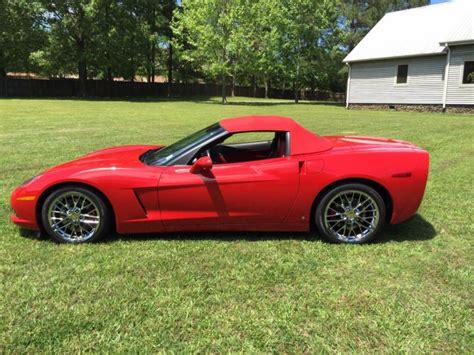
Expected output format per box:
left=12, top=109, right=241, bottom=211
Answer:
left=1, top=0, right=428, bottom=102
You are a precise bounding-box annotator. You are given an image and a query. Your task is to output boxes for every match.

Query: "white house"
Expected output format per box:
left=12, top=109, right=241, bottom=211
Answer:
left=344, top=0, right=474, bottom=110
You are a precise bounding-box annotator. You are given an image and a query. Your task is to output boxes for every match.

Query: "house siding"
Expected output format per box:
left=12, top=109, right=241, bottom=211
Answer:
left=446, top=44, right=474, bottom=105
left=348, top=55, right=446, bottom=104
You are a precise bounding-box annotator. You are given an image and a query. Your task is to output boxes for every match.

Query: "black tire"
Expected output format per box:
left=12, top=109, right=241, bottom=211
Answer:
left=314, top=183, right=386, bottom=244
left=41, top=186, right=112, bottom=243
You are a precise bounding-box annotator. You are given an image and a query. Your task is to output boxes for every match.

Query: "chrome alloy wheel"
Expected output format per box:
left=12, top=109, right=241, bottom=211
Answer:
left=323, top=190, right=380, bottom=242
left=47, top=191, right=101, bottom=243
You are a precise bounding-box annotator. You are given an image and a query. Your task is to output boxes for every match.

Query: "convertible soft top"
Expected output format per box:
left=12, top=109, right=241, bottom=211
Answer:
left=219, top=115, right=333, bottom=155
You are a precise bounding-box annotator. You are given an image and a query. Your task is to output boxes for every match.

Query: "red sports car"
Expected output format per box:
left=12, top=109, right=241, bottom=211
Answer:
left=11, top=115, right=429, bottom=244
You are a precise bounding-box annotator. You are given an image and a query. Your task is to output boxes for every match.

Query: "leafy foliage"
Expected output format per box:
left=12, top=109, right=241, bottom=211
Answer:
left=0, top=0, right=45, bottom=77
left=172, top=0, right=252, bottom=103
left=3, top=0, right=429, bottom=100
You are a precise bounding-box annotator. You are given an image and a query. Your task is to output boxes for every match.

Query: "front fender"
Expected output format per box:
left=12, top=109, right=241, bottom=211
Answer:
left=11, top=165, right=163, bottom=233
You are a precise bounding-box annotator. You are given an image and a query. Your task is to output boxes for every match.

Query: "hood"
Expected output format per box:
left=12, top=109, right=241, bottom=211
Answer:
left=45, top=145, right=160, bottom=172
left=324, top=136, right=420, bottom=151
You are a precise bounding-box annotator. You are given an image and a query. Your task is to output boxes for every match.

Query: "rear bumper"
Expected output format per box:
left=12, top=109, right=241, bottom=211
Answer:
left=390, top=151, right=429, bottom=224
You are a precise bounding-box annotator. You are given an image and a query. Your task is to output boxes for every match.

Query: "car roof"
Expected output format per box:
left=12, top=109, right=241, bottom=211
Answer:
left=220, top=115, right=301, bottom=132
left=219, top=115, right=333, bottom=155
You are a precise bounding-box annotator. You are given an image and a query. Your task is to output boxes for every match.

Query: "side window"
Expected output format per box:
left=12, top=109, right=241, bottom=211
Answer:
left=462, top=61, right=474, bottom=84
left=193, top=131, right=288, bottom=165
left=396, top=64, right=408, bottom=84
left=223, top=131, right=275, bottom=145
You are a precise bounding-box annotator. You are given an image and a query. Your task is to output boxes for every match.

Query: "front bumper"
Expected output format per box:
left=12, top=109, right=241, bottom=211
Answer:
left=10, top=186, right=40, bottom=230
left=10, top=214, right=39, bottom=230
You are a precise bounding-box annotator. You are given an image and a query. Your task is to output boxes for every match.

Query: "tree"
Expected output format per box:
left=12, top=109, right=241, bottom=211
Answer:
left=32, top=0, right=179, bottom=92
left=160, top=0, right=177, bottom=94
left=39, top=0, right=97, bottom=95
left=2, top=0, right=432, bottom=99
left=306, top=5, right=346, bottom=94
left=274, top=0, right=339, bottom=103
left=243, top=0, right=284, bottom=99
left=173, top=0, right=250, bottom=104
left=132, top=0, right=168, bottom=83
left=0, top=0, right=44, bottom=78
left=92, top=0, right=119, bottom=81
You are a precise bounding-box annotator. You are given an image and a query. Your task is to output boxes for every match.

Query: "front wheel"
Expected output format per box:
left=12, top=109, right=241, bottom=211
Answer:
left=314, top=183, right=386, bottom=244
left=41, top=186, right=112, bottom=243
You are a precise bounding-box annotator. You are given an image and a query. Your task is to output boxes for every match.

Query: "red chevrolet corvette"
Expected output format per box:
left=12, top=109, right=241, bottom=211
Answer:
left=11, top=115, right=429, bottom=244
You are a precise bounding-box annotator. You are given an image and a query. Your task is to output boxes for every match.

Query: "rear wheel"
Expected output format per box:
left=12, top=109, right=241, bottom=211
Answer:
left=41, top=186, right=111, bottom=243
left=315, top=183, right=386, bottom=244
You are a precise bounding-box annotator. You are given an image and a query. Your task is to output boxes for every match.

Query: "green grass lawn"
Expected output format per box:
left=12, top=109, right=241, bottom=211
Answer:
left=1, top=97, right=473, bottom=352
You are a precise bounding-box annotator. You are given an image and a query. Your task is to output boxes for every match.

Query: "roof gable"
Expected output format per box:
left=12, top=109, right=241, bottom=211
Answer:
left=344, top=0, right=474, bottom=63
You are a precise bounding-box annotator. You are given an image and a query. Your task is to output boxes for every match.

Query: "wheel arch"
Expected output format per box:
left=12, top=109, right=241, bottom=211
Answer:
left=310, top=178, right=393, bottom=229
left=35, top=182, right=117, bottom=232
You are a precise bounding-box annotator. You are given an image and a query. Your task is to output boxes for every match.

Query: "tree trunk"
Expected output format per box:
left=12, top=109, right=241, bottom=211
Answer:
left=151, top=43, right=156, bottom=83
left=281, top=82, right=285, bottom=98
left=348, top=18, right=357, bottom=52
left=130, top=51, right=135, bottom=83
left=231, top=75, right=235, bottom=97
left=293, top=81, right=299, bottom=104
left=0, top=67, right=6, bottom=97
left=221, top=73, right=227, bottom=104
left=77, top=39, right=87, bottom=97
left=106, top=67, right=112, bottom=81
left=76, top=4, right=87, bottom=97
left=253, top=75, right=257, bottom=97
left=147, top=5, right=156, bottom=85
left=164, top=0, right=174, bottom=97
left=294, top=62, right=300, bottom=104
left=78, top=61, right=87, bottom=97
left=104, top=2, right=112, bottom=82
left=167, top=43, right=173, bottom=96
left=264, top=77, right=269, bottom=99
left=106, top=67, right=112, bottom=97
left=151, top=8, right=156, bottom=84
left=0, top=50, right=6, bottom=78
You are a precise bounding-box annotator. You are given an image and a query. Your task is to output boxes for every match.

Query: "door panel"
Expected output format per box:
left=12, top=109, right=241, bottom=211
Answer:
left=158, top=158, right=300, bottom=228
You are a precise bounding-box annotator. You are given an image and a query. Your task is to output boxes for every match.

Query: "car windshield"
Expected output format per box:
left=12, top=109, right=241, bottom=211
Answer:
left=142, top=123, right=225, bottom=165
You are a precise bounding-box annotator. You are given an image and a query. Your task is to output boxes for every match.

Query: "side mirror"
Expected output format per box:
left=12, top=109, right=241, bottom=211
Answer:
left=190, top=156, right=213, bottom=174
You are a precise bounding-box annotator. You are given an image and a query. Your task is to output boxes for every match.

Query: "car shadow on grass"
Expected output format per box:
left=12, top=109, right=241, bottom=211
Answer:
left=374, top=214, right=437, bottom=243
left=18, top=214, right=436, bottom=244
left=111, top=214, right=436, bottom=244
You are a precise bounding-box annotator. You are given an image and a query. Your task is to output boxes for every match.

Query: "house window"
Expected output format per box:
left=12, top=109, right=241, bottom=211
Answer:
left=462, top=61, right=474, bottom=84
left=396, top=64, right=408, bottom=84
